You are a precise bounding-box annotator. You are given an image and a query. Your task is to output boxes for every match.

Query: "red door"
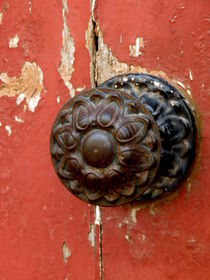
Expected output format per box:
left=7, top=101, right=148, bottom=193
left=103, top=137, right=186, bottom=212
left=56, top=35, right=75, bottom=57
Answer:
left=0, top=0, right=209, bottom=279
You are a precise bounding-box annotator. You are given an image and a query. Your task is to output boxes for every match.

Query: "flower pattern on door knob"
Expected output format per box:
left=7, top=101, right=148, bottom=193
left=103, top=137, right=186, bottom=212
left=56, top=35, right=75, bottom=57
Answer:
left=50, top=88, right=161, bottom=206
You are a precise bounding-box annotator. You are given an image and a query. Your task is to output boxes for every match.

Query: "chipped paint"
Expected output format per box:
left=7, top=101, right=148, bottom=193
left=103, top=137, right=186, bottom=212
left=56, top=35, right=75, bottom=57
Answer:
left=5, top=125, right=11, bottom=136
left=0, top=12, right=3, bottom=24
left=94, top=27, right=151, bottom=85
left=91, top=0, right=96, bottom=19
left=15, top=116, right=24, bottom=123
left=176, top=80, right=186, bottom=89
left=56, top=96, right=60, bottom=104
left=76, top=86, right=86, bottom=92
left=130, top=207, right=141, bottom=224
left=122, top=217, right=129, bottom=225
left=16, top=93, right=25, bottom=105
left=9, top=34, right=19, bottom=48
left=170, top=14, right=177, bottom=23
left=28, top=0, right=32, bottom=14
left=62, top=242, right=71, bottom=263
left=186, top=86, right=192, bottom=98
left=125, top=234, right=130, bottom=242
left=149, top=203, right=156, bottom=216
left=0, top=2, right=9, bottom=25
left=0, top=62, right=44, bottom=112
left=88, top=223, right=95, bottom=248
left=95, top=205, right=101, bottom=225
left=94, top=205, right=103, bottom=279
left=85, top=11, right=97, bottom=87
left=28, top=94, right=41, bottom=112
left=189, top=69, right=193, bottom=81
left=129, top=37, right=144, bottom=57
left=58, top=0, right=75, bottom=97
left=187, top=182, right=191, bottom=193
left=89, top=22, right=193, bottom=109
left=0, top=122, right=2, bottom=127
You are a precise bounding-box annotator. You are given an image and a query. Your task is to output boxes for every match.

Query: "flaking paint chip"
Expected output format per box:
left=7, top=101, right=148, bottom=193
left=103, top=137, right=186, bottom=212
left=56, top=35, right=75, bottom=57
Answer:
left=5, top=125, right=11, bottom=136
left=62, top=242, right=71, bottom=263
left=9, top=34, right=19, bottom=48
left=129, top=37, right=144, bottom=57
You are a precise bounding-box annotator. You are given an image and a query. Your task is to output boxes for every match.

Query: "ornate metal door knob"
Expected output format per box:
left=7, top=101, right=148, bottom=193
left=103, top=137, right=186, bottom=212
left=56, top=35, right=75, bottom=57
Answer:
left=50, top=74, right=197, bottom=206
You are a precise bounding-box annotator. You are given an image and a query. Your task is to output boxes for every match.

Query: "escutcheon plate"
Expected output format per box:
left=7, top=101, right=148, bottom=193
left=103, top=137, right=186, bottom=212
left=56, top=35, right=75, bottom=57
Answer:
left=99, top=73, right=196, bottom=200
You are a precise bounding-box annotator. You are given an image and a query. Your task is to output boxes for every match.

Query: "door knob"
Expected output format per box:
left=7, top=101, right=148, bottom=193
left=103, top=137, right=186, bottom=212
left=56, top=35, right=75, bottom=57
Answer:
left=50, top=74, right=197, bottom=206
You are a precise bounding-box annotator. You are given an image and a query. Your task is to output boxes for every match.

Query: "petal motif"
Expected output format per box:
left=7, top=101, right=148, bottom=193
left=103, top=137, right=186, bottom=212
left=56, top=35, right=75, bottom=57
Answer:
left=85, top=172, right=101, bottom=187
left=85, top=172, right=104, bottom=201
left=119, top=146, right=154, bottom=170
left=115, top=182, right=135, bottom=196
left=107, top=170, right=122, bottom=184
left=96, top=95, right=123, bottom=128
left=58, top=158, right=74, bottom=179
left=75, top=105, right=89, bottom=130
left=72, top=99, right=93, bottom=131
left=85, top=188, right=103, bottom=201
left=50, top=144, right=64, bottom=160
left=55, top=124, right=77, bottom=151
left=89, top=90, right=104, bottom=106
left=66, top=157, right=80, bottom=173
left=69, top=180, right=83, bottom=192
left=141, top=131, right=158, bottom=151
left=104, top=191, right=120, bottom=202
left=158, top=116, right=189, bottom=143
left=135, top=171, right=149, bottom=186
left=116, top=116, right=149, bottom=143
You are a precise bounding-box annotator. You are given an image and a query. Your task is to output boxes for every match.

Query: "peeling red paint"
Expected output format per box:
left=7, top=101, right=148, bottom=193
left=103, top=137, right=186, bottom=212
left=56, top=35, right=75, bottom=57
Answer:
left=0, top=1, right=96, bottom=279
left=0, top=0, right=209, bottom=280
left=94, top=1, right=210, bottom=279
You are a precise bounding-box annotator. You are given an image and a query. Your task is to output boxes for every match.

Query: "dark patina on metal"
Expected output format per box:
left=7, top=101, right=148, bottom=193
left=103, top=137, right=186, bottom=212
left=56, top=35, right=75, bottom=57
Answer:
left=50, top=74, right=196, bottom=206
left=99, top=73, right=196, bottom=200
left=50, top=88, right=161, bottom=206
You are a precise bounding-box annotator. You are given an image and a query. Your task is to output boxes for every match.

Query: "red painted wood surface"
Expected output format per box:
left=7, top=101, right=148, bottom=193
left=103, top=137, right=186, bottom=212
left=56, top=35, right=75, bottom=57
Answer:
left=0, top=0, right=209, bottom=279
left=0, top=1, right=97, bottom=279
left=96, top=1, right=210, bottom=279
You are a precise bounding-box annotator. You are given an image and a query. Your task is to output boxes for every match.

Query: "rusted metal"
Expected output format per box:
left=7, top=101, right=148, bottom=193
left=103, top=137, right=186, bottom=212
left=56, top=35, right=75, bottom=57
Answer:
left=50, top=74, right=196, bottom=206
left=50, top=88, right=161, bottom=206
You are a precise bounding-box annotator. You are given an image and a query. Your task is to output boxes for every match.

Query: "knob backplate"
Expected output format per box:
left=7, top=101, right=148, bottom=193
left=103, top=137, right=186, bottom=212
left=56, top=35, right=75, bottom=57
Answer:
left=99, top=73, right=196, bottom=200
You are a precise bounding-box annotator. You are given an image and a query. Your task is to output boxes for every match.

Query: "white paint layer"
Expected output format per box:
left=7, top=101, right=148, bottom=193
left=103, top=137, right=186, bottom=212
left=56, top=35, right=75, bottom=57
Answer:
left=29, top=0, right=32, bottom=14
left=15, top=116, right=24, bottom=123
left=1, top=62, right=44, bottom=112
left=9, top=34, right=19, bottom=48
left=28, top=94, right=41, bottom=112
left=0, top=13, right=3, bottom=24
left=5, top=125, right=11, bottom=136
left=88, top=224, right=95, bottom=248
left=16, top=93, right=25, bottom=105
left=56, top=96, right=60, bottom=104
left=62, top=242, right=71, bottom=263
left=95, top=206, right=101, bottom=225
left=129, top=37, right=144, bottom=57
left=189, top=69, right=193, bottom=81
left=58, top=0, right=75, bottom=97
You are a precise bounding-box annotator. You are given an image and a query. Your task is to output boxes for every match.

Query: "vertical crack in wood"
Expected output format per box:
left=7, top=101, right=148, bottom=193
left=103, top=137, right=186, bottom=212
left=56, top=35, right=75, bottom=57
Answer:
left=99, top=222, right=103, bottom=280
left=58, top=0, right=75, bottom=97
left=86, top=0, right=99, bottom=88
left=86, top=1, right=103, bottom=278
left=95, top=206, right=103, bottom=280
